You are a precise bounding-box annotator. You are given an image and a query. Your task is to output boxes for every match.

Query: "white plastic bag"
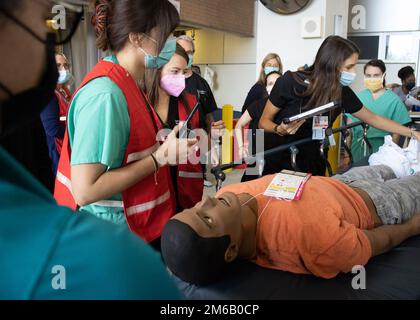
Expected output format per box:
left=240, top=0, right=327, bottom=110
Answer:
left=204, top=66, right=215, bottom=90
left=404, top=138, right=420, bottom=175
left=368, top=135, right=419, bottom=178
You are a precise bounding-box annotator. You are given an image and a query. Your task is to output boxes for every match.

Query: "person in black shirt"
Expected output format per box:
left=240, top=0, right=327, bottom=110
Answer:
left=235, top=72, right=281, bottom=181
left=259, top=36, right=420, bottom=176
left=177, top=35, right=224, bottom=186
left=242, top=53, right=283, bottom=114
left=177, top=35, right=223, bottom=133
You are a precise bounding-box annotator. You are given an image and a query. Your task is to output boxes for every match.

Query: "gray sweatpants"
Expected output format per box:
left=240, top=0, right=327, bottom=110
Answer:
left=333, top=165, right=420, bottom=224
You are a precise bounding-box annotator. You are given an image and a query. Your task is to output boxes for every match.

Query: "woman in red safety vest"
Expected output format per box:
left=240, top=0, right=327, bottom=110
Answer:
left=54, top=0, right=196, bottom=250
left=53, top=53, right=72, bottom=153
left=146, top=44, right=206, bottom=211
left=40, top=53, right=72, bottom=175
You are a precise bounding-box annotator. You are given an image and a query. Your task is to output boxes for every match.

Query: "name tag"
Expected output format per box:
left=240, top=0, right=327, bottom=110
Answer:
left=312, top=116, right=329, bottom=140
left=263, top=170, right=312, bottom=200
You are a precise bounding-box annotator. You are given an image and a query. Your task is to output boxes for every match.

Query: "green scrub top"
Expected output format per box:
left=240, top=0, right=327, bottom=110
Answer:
left=68, top=55, right=130, bottom=224
left=347, top=89, right=411, bottom=163
left=0, top=147, right=181, bottom=299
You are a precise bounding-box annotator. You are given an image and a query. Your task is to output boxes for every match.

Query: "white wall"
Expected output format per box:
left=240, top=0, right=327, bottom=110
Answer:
left=348, top=0, right=420, bottom=33
left=256, top=0, right=326, bottom=75
left=347, top=0, right=420, bottom=93
left=256, top=0, right=351, bottom=76
left=325, top=0, right=349, bottom=37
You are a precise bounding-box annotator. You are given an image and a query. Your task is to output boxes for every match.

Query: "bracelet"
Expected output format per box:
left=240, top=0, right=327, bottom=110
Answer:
left=274, top=124, right=283, bottom=136
left=150, top=153, right=157, bottom=170
left=150, top=153, right=159, bottom=185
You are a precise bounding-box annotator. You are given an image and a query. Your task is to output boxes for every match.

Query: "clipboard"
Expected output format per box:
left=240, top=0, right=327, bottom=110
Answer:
left=282, top=101, right=340, bottom=124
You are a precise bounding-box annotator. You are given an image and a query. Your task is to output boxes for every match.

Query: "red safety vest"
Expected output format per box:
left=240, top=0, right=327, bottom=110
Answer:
left=54, top=60, right=175, bottom=242
left=176, top=95, right=204, bottom=209
left=54, top=87, right=71, bottom=155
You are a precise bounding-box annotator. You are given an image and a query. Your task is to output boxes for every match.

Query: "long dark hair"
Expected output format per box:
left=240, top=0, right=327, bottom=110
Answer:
left=295, top=36, right=360, bottom=109
left=147, top=43, right=191, bottom=115
left=92, top=0, right=180, bottom=52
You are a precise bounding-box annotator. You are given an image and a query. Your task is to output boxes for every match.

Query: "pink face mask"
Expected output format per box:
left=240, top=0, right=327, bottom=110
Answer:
left=160, top=74, right=186, bottom=97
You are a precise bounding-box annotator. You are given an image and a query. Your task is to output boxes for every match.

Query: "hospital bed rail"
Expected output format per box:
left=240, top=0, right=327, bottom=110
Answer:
left=211, top=121, right=370, bottom=191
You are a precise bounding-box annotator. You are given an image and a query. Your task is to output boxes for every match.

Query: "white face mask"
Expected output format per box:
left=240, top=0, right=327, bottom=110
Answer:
left=57, top=69, right=71, bottom=84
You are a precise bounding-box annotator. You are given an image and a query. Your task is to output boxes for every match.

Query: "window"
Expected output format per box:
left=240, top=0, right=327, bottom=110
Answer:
left=385, top=34, right=416, bottom=62
left=348, top=36, right=380, bottom=60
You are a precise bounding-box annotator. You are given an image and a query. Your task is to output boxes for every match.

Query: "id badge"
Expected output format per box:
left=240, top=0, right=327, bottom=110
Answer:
left=312, top=116, right=329, bottom=140
left=328, top=134, right=336, bottom=147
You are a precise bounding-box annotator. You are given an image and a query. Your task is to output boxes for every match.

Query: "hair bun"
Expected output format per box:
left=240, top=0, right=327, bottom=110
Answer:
left=91, top=0, right=112, bottom=51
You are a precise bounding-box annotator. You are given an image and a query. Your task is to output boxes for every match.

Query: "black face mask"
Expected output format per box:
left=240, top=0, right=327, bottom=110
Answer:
left=405, top=81, right=416, bottom=92
left=0, top=33, right=58, bottom=139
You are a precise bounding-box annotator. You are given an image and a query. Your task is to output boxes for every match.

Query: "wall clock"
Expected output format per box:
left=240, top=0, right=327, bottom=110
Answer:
left=260, top=0, right=312, bottom=15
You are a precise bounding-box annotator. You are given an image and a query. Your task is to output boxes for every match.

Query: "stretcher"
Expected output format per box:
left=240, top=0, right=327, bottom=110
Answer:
left=174, top=235, right=420, bottom=299
left=172, top=122, right=420, bottom=300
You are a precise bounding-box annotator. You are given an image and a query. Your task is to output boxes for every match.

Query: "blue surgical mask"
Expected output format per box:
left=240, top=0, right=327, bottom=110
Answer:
left=140, top=36, right=176, bottom=69
left=340, top=71, right=357, bottom=87
left=57, top=69, right=71, bottom=84
left=187, top=54, right=193, bottom=69
left=264, top=66, right=280, bottom=75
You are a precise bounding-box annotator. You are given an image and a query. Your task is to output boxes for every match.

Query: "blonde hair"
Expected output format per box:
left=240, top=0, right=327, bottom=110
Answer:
left=55, top=52, right=69, bottom=63
left=257, top=53, right=283, bottom=86
left=177, top=35, right=195, bottom=53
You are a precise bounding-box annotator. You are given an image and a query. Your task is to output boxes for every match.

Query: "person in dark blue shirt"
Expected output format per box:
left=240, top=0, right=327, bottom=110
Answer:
left=40, top=53, right=72, bottom=175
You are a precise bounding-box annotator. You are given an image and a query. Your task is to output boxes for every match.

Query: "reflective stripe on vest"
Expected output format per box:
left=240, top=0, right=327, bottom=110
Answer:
left=56, top=171, right=72, bottom=194
left=57, top=171, right=124, bottom=208
left=126, top=142, right=160, bottom=163
left=178, top=171, right=203, bottom=179
left=126, top=191, right=171, bottom=216
left=91, top=200, right=124, bottom=208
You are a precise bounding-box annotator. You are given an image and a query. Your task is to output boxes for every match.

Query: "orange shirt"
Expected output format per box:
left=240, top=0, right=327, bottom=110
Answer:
left=217, top=174, right=374, bottom=279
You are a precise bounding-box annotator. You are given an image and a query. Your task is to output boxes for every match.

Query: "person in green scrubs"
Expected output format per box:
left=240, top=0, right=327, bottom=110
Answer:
left=0, top=0, right=180, bottom=299
left=347, top=59, right=411, bottom=163
left=68, top=0, right=197, bottom=231
left=67, top=53, right=131, bottom=224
